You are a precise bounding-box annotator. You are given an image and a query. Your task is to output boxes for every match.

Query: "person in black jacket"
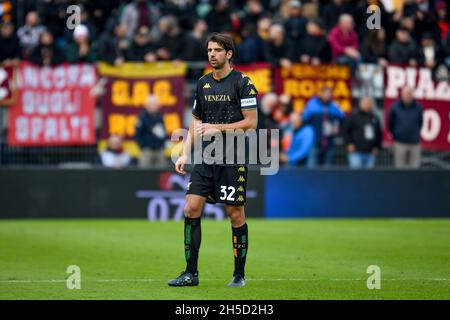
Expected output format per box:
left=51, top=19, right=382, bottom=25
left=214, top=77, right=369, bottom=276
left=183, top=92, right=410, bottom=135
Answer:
left=388, top=87, right=423, bottom=168
left=0, top=22, right=20, bottom=64
left=293, top=18, right=331, bottom=65
left=263, top=24, right=294, bottom=68
left=134, top=94, right=168, bottom=168
left=29, top=30, right=64, bottom=66
left=345, top=96, right=382, bottom=169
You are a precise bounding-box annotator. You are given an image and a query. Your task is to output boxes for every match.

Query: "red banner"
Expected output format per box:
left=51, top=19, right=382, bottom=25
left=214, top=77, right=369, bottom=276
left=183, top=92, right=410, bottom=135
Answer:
left=0, top=65, right=17, bottom=105
left=273, top=64, right=353, bottom=113
left=98, top=62, right=186, bottom=140
left=384, top=65, right=450, bottom=151
left=7, top=62, right=97, bottom=146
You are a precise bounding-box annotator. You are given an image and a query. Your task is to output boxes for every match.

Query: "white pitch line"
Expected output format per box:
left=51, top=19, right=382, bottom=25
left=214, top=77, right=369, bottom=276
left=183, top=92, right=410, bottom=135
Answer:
left=1, top=278, right=449, bottom=283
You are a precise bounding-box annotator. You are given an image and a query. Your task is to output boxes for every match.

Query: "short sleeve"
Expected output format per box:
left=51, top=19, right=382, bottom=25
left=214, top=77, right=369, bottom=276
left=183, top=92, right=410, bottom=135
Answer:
left=239, top=76, right=258, bottom=110
left=192, top=82, right=202, bottom=120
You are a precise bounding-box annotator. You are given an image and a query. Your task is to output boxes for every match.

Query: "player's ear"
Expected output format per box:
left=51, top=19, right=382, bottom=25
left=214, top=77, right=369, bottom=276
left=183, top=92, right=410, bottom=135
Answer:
left=226, top=50, right=233, bottom=61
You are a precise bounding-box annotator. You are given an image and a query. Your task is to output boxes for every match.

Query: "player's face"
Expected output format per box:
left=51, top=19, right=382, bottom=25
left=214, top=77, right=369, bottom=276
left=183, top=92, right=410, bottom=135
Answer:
left=207, top=41, right=230, bottom=69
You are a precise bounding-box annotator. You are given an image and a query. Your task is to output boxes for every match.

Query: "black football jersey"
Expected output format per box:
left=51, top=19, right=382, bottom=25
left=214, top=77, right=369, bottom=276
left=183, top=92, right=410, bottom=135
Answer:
left=191, top=69, right=258, bottom=165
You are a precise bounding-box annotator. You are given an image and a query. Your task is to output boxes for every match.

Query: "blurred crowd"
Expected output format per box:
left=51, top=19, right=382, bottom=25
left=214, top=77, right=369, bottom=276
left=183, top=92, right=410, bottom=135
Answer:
left=0, top=0, right=443, bottom=169
left=0, top=0, right=449, bottom=70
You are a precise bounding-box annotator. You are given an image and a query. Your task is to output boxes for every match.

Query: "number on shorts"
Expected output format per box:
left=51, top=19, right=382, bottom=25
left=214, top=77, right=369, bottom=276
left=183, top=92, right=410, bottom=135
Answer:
left=220, top=185, right=235, bottom=201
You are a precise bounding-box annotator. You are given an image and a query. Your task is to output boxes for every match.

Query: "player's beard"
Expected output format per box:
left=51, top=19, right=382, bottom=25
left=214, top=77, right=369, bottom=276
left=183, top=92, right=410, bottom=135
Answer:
left=210, top=58, right=226, bottom=70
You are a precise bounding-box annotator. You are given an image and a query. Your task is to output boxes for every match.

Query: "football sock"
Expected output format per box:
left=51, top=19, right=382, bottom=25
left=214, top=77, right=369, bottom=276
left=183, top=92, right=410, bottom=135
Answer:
left=185, top=217, right=201, bottom=275
left=232, top=222, right=248, bottom=277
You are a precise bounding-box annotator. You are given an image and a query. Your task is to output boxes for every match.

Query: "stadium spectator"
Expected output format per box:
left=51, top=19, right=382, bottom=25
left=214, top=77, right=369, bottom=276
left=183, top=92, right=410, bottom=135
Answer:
left=328, top=14, right=360, bottom=74
left=344, top=96, right=382, bottom=169
left=263, top=24, right=293, bottom=68
left=30, top=30, right=64, bottom=66
left=283, top=0, right=307, bottom=43
left=154, top=15, right=185, bottom=61
left=236, top=21, right=265, bottom=64
left=17, top=11, right=46, bottom=59
left=205, top=0, right=233, bottom=33
left=273, top=94, right=293, bottom=128
left=388, top=87, right=423, bottom=169
left=38, top=0, right=68, bottom=40
left=361, top=28, right=388, bottom=67
left=181, top=18, right=208, bottom=61
left=303, top=86, right=345, bottom=168
left=388, top=27, right=420, bottom=67
left=435, top=1, right=448, bottom=42
left=280, top=112, right=315, bottom=166
left=66, top=24, right=96, bottom=63
left=258, top=93, right=279, bottom=131
left=321, top=0, right=353, bottom=32
left=293, top=18, right=331, bottom=65
left=100, top=134, right=132, bottom=168
left=0, top=22, right=20, bottom=65
left=242, top=0, right=265, bottom=30
left=126, top=26, right=157, bottom=62
left=120, top=0, right=160, bottom=39
left=135, top=95, right=167, bottom=168
left=445, top=30, right=450, bottom=67
left=161, top=0, right=196, bottom=31
left=418, top=32, right=443, bottom=68
left=97, top=22, right=129, bottom=65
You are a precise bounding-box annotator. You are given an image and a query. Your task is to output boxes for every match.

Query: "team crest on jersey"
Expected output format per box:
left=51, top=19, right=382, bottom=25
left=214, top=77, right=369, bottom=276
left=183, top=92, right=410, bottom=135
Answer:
left=203, top=83, right=211, bottom=89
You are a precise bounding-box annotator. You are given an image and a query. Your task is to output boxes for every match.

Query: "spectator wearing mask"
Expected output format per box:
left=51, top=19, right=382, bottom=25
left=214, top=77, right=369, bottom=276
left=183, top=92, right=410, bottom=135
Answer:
left=294, top=18, right=331, bottom=65
left=303, top=86, right=345, bottom=167
left=388, top=27, right=420, bottom=67
left=100, top=134, right=132, bottom=168
left=388, top=87, right=423, bottom=168
left=30, top=30, right=64, bottom=66
left=0, top=22, right=20, bottom=65
left=135, top=95, right=167, bottom=168
left=66, top=24, right=96, bottom=63
left=264, top=24, right=294, bottom=68
left=418, top=32, right=443, bottom=69
left=280, top=112, right=315, bottom=166
left=328, top=14, right=360, bottom=74
left=126, top=26, right=157, bottom=62
left=345, top=96, right=382, bottom=169
left=17, top=11, right=46, bottom=58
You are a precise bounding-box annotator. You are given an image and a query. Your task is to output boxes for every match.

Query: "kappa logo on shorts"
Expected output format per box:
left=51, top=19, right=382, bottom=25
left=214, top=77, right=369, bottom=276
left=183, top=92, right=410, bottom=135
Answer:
left=237, top=195, right=244, bottom=202
left=238, top=176, right=245, bottom=182
left=237, top=186, right=244, bottom=192
left=238, top=166, right=246, bottom=172
left=203, top=83, right=211, bottom=89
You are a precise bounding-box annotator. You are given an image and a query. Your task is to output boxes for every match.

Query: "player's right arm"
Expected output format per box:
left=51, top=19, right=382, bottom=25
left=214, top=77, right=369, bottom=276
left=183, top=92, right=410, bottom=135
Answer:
left=175, top=82, right=203, bottom=175
left=175, top=117, right=201, bottom=175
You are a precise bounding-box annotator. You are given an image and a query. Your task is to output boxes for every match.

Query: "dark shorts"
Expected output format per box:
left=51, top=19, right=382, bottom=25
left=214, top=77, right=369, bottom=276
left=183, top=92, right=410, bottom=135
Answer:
left=186, top=164, right=248, bottom=206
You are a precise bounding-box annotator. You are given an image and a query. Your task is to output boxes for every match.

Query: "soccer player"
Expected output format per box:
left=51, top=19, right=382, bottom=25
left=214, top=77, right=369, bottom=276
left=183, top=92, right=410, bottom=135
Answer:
left=168, top=33, right=258, bottom=287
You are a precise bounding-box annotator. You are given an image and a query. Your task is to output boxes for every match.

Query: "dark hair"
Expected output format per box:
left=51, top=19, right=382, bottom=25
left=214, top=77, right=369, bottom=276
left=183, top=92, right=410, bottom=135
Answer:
left=205, top=32, right=235, bottom=62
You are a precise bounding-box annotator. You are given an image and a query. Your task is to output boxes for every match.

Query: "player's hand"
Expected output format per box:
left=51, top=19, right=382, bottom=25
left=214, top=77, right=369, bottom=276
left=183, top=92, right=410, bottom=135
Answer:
left=196, top=123, right=221, bottom=136
left=175, top=155, right=187, bottom=175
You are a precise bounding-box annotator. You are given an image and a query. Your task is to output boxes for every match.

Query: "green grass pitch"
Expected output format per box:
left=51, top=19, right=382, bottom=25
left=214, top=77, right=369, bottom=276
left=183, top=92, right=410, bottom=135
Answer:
left=0, top=219, right=449, bottom=300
